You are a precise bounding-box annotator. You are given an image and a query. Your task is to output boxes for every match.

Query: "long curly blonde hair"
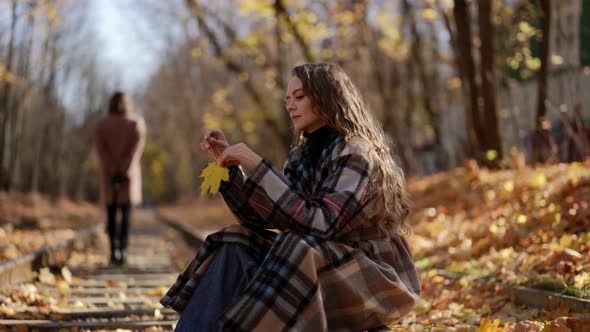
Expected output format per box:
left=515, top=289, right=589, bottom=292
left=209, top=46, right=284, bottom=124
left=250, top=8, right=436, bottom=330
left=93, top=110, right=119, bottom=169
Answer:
left=292, top=63, right=411, bottom=234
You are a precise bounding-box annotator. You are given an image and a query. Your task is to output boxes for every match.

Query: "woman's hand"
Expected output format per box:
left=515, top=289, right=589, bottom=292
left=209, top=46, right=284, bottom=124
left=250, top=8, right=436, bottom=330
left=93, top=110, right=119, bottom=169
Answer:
left=200, top=128, right=229, bottom=161
left=217, top=143, right=263, bottom=172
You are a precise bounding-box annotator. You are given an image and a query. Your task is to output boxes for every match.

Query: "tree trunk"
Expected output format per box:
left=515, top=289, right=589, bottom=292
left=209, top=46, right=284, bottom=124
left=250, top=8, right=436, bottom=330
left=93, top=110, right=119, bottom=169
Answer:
left=427, top=18, right=450, bottom=170
left=402, top=0, right=447, bottom=172
left=453, top=0, right=483, bottom=155
left=477, top=0, right=502, bottom=161
left=533, top=0, right=552, bottom=163
left=402, top=0, right=441, bottom=148
left=0, top=0, right=19, bottom=189
left=30, top=25, right=56, bottom=193
left=55, top=114, right=67, bottom=198
left=9, top=2, right=37, bottom=191
left=361, top=5, right=416, bottom=173
left=535, top=0, right=551, bottom=122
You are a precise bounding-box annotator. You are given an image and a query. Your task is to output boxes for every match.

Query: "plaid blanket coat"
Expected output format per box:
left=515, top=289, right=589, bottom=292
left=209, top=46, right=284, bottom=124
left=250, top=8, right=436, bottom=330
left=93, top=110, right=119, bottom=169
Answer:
left=160, top=134, right=421, bottom=331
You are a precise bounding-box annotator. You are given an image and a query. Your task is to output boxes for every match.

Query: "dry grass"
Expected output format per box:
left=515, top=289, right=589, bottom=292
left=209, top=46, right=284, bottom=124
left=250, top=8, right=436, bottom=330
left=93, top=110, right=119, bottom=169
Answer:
left=0, top=191, right=100, bottom=227
left=158, top=197, right=235, bottom=236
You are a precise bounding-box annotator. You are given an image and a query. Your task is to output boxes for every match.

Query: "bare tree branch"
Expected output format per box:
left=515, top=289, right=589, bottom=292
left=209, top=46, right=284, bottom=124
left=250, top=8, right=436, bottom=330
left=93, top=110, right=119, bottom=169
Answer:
left=185, top=0, right=290, bottom=152
left=274, top=0, right=316, bottom=63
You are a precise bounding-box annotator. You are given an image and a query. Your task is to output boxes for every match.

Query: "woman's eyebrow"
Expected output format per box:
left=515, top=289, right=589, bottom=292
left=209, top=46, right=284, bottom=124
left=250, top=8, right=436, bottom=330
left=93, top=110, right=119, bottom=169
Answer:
left=285, top=88, right=303, bottom=100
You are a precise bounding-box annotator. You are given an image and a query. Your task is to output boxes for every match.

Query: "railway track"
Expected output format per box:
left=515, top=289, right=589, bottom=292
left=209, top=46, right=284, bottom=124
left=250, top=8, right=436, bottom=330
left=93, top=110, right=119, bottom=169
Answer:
left=0, top=209, right=205, bottom=331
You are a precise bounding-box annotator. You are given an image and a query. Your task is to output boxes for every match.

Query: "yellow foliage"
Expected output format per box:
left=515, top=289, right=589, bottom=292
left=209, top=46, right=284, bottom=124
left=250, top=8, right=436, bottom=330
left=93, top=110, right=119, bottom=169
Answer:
left=518, top=21, right=535, bottom=35
left=143, top=142, right=167, bottom=201
left=503, top=181, right=515, bottom=192
left=551, top=54, right=564, bottom=65
left=528, top=172, right=547, bottom=187
left=243, top=121, right=256, bottom=133
left=525, top=57, right=541, bottom=70
left=57, top=281, right=71, bottom=295
left=447, top=76, right=462, bottom=89
left=238, top=0, right=274, bottom=17
left=376, top=13, right=402, bottom=44
left=200, top=162, right=230, bottom=196
left=486, top=150, right=498, bottom=161
left=321, top=49, right=334, bottom=59
left=334, top=11, right=356, bottom=25
left=574, top=272, right=590, bottom=289
left=0, top=62, right=15, bottom=84
left=237, top=34, right=261, bottom=48
left=421, top=8, right=438, bottom=21
left=559, top=234, right=573, bottom=248
left=476, top=318, right=505, bottom=332
left=203, top=112, right=224, bottom=130
left=297, top=18, right=332, bottom=42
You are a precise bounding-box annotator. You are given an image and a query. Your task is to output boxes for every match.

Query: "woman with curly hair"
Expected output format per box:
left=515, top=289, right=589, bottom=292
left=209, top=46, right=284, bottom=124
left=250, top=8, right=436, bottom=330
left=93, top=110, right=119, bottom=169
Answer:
left=162, top=63, right=421, bottom=331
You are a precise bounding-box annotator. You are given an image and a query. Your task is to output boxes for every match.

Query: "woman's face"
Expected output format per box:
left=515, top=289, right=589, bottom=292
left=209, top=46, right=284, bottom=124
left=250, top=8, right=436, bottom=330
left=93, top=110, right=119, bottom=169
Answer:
left=285, top=76, right=326, bottom=133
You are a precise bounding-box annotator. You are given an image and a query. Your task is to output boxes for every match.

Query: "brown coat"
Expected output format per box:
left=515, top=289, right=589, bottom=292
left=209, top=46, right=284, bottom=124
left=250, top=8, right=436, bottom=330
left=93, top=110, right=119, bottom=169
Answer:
left=94, top=112, right=146, bottom=205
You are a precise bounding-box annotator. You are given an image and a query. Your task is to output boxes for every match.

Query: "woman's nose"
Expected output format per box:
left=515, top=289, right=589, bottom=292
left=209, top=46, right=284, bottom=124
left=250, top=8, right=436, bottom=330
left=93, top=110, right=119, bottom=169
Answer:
left=286, top=100, right=295, bottom=112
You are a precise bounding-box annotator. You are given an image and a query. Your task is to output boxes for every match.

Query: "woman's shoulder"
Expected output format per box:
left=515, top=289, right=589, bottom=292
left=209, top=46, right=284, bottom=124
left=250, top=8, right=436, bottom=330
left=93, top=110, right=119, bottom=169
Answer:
left=330, top=135, right=373, bottom=161
left=284, top=135, right=373, bottom=169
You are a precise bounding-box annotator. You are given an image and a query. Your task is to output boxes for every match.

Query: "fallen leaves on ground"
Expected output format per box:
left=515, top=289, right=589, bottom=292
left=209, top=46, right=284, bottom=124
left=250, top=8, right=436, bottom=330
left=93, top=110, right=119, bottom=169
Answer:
left=4, top=160, right=590, bottom=330
left=394, top=160, right=590, bottom=331
left=0, top=192, right=101, bottom=263
left=162, top=160, right=590, bottom=330
left=0, top=267, right=169, bottom=319
left=0, top=228, right=77, bottom=261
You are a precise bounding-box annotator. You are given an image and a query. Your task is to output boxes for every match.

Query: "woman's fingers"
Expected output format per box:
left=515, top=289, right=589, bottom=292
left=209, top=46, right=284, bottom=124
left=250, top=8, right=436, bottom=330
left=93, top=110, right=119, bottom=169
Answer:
left=199, top=141, right=212, bottom=153
left=215, top=142, right=260, bottom=171
left=219, top=158, right=239, bottom=167
left=199, top=140, right=220, bottom=162
left=204, top=128, right=219, bottom=137
left=204, top=128, right=225, bottom=141
left=204, top=128, right=229, bottom=148
left=201, top=131, right=226, bottom=150
left=218, top=146, right=238, bottom=167
left=207, top=137, right=228, bottom=148
left=217, top=147, right=230, bottom=164
left=206, top=138, right=228, bottom=161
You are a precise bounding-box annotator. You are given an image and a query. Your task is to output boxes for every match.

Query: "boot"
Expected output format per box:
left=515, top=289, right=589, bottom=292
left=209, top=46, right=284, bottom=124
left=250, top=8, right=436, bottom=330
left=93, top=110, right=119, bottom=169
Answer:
left=118, top=248, right=128, bottom=266
left=110, top=247, right=120, bottom=265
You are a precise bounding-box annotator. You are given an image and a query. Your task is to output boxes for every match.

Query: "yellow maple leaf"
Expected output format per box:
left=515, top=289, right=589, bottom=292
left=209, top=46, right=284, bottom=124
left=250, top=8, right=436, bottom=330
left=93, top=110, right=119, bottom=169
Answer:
left=200, top=162, right=230, bottom=196
left=528, top=172, right=547, bottom=187
left=476, top=318, right=505, bottom=332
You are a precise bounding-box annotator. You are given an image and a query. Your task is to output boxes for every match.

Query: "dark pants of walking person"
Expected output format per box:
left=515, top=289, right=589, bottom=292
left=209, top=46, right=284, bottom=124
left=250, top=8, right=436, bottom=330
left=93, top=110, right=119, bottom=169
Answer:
left=174, top=244, right=259, bottom=332
left=106, top=203, right=131, bottom=265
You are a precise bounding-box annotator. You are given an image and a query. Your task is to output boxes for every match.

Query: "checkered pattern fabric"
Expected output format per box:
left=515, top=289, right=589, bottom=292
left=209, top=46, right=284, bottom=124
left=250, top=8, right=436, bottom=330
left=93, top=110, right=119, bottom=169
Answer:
left=160, top=135, right=421, bottom=331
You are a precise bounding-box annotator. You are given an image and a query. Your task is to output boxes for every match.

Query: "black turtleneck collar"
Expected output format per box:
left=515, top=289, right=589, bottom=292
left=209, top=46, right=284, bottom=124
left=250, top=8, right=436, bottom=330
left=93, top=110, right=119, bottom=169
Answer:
left=303, top=126, right=338, bottom=167
left=303, top=125, right=334, bottom=141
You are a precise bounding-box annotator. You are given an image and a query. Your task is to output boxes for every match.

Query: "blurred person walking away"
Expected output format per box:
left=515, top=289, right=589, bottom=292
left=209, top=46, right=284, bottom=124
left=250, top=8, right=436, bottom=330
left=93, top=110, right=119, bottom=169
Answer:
left=94, top=92, right=146, bottom=265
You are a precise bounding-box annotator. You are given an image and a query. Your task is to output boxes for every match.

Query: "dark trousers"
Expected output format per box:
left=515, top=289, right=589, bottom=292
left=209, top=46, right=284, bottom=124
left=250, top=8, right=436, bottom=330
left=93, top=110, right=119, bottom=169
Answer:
left=106, top=203, right=131, bottom=260
left=174, top=244, right=258, bottom=331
